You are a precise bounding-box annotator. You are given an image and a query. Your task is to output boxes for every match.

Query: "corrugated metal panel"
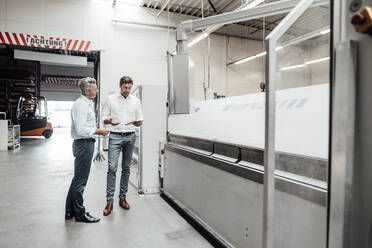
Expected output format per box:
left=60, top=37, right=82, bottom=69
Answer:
left=140, top=1, right=329, bottom=42
left=141, top=0, right=242, bottom=17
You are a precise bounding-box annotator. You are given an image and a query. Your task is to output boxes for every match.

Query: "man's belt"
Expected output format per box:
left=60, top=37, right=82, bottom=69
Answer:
left=111, top=132, right=135, bottom=136
left=77, top=138, right=96, bottom=142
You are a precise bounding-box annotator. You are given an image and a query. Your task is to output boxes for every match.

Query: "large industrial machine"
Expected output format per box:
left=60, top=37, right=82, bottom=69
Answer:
left=163, top=83, right=328, bottom=248
left=161, top=1, right=331, bottom=248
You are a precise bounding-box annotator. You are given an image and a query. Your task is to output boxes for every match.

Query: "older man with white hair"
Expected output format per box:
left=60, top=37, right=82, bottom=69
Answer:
left=65, top=77, right=109, bottom=223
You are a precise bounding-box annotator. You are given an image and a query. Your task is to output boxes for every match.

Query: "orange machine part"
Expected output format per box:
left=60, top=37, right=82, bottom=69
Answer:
left=21, top=122, right=53, bottom=136
left=351, top=7, right=372, bottom=33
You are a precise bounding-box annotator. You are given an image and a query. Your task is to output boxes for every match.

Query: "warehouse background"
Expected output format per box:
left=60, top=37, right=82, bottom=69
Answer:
left=0, top=0, right=329, bottom=102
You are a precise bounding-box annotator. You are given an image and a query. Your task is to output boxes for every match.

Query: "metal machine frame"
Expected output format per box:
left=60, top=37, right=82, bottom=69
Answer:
left=263, top=0, right=316, bottom=246
left=168, top=0, right=328, bottom=115
left=328, top=0, right=372, bottom=247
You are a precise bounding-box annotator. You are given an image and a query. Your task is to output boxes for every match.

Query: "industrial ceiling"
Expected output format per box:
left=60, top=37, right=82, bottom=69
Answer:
left=140, top=0, right=330, bottom=42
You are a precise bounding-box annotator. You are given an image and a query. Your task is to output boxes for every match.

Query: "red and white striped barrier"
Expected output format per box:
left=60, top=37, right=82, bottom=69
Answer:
left=45, top=76, right=81, bottom=85
left=0, top=31, right=91, bottom=52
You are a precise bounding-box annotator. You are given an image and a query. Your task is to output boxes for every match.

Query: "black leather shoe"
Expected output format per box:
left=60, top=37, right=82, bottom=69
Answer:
left=65, top=213, right=74, bottom=220
left=75, top=212, right=100, bottom=223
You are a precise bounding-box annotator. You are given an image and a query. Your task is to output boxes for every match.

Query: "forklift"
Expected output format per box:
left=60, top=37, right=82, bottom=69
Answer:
left=16, top=95, right=53, bottom=138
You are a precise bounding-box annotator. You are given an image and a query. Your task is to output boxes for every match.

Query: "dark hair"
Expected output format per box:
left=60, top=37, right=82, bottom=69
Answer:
left=120, top=76, right=133, bottom=86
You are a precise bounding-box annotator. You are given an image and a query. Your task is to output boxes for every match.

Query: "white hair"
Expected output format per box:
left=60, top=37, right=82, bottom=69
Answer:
left=78, top=77, right=96, bottom=94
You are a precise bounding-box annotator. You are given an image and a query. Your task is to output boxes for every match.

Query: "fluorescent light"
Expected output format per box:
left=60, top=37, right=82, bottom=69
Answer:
left=234, top=51, right=265, bottom=65
left=256, top=51, right=267, bottom=57
left=280, top=57, right=330, bottom=71
left=188, top=32, right=209, bottom=48
left=229, top=26, right=331, bottom=66
left=234, top=52, right=329, bottom=66
left=276, top=46, right=283, bottom=51
left=233, top=47, right=282, bottom=65
left=281, top=64, right=305, bottom=71
left=234, top=55, right=257, bottom=65
left=305, top=57, right=330, bottom=65
left=320, top=28, right=330, bottom=35
left=232, top=50, right=267, bottom=65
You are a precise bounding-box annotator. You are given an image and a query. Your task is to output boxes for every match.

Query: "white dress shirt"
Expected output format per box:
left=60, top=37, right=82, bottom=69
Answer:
left=102, top=93, right=144, bottom=133
left=70, top=95, right=96, bottom=140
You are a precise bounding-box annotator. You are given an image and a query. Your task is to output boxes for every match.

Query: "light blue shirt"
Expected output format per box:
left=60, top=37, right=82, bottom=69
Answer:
left=71, top=95, right=96, bottom=140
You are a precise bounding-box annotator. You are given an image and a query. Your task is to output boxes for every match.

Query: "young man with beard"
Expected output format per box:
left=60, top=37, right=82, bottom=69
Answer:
left=102, top=76, right=143, bottom=216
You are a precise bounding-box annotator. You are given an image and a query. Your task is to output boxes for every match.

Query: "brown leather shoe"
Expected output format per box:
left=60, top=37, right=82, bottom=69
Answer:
left=103, top=202, right=113, bottom=216
left=119, top=197, right=130, bottom=210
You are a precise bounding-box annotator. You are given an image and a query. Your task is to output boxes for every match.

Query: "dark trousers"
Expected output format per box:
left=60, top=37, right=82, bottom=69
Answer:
left=65, top=139, right=95, bottom=217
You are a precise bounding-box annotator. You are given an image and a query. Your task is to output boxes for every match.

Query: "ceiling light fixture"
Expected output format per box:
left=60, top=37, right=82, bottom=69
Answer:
left=232, top=26, right=330, bottom=65
left=234, top=55, right=258, bottom=65
left=320, top=28, right=330, bottom=35
left=304, top=56, right=330, bottom=65
left=280, top=64, right=305, bottom=71
left=280, top=56, right=330, bottom=71
left=255, top=51, right=267, bottom=57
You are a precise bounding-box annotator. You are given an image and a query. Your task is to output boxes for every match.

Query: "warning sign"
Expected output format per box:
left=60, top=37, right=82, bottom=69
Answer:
left=0, top=31, right=91, bottom=51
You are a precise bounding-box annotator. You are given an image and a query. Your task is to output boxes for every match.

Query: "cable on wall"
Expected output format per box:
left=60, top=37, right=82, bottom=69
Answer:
left=201, top=0, right=208, bottom=100
left=167, top=0, right=170, bottom=51
left=262, top=0, right=266, bottom=89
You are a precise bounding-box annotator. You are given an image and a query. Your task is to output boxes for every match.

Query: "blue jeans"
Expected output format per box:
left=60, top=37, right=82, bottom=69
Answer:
left=106, top=133, right=136, bottom=203
left=65, top=139, right=95, bottom=217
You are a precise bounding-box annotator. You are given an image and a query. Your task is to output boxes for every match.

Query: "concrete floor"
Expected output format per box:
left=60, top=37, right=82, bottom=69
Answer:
left=0, top=128, right=211, bottom=248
